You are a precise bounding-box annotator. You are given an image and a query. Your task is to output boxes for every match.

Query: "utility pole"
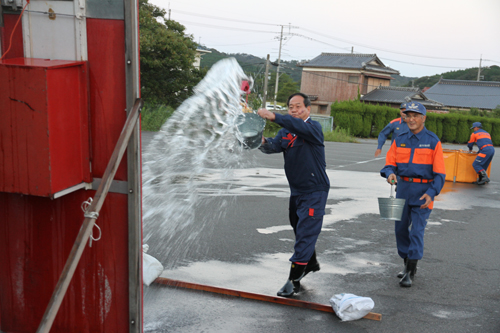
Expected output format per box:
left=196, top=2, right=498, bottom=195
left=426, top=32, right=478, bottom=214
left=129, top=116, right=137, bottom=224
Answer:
left=477, top=55, right=482, bottom=81
left=168, top=2, right=171, bottom=20
left=262, top=54, right=270, bottom=108
left=273, top=25, right=283, bottom=109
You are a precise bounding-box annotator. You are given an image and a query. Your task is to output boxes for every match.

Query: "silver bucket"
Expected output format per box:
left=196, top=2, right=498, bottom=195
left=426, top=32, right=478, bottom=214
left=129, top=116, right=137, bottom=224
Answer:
left=378, top=185, right=405, bottom=220
left=236, top=113, right=266, bottom=150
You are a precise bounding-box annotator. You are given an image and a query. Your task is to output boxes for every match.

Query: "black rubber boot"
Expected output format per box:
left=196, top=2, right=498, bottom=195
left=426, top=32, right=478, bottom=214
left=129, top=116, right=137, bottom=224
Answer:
left=477, top=170, right=490, bottom=184
left=277, top=263, right=306, bottom=297
left=397, top=258, right=407, bottom=278
left=474, top=172, right=484, bottom=185
left=303, top=251, right=320, bottom=278
left=399, top=259, right=418, bottom=288
left=397, top=258, right=417, bottom=278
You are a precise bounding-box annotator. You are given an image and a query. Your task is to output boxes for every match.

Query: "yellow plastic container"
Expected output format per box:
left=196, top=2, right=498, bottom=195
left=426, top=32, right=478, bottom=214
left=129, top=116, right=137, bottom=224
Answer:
left=442, top=149, right=491, bottom=183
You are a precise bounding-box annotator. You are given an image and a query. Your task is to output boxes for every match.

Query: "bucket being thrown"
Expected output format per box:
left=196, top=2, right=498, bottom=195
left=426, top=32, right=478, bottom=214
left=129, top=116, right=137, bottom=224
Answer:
left=378, top=184, right=405, bottom=220
left=236, top=113, right=266, bottom=149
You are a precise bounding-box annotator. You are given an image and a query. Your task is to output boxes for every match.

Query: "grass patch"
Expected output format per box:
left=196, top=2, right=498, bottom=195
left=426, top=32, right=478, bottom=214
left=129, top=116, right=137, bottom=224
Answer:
left=324, top=127, right=359, bottom=143
left=141, top=103, right=174, bottom=131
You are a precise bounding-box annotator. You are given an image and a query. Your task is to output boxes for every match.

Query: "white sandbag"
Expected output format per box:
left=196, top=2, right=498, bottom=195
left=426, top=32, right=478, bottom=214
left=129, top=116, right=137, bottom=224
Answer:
left=330, top=293, right=374, bottom=321
left=142, top=244, right=164, bottom=286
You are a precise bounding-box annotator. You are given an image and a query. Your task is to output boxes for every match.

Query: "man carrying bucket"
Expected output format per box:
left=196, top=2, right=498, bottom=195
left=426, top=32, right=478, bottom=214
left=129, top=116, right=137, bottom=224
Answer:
left=467, top=122, right=495, bottom=185
left=257, top=93, right=330, bottom=297
left=380, top=102, right=446, bottom=288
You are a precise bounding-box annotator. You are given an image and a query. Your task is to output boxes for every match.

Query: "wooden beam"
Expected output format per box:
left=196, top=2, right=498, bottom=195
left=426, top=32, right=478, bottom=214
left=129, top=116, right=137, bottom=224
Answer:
left=36, top=99, right=144, bottom=333
left=154, top=277, right=382, bottom=321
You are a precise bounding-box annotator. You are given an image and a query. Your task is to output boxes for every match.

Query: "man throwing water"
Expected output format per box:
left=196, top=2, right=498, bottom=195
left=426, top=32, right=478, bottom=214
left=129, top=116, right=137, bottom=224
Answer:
left=257, top=93, right=330, bottom=297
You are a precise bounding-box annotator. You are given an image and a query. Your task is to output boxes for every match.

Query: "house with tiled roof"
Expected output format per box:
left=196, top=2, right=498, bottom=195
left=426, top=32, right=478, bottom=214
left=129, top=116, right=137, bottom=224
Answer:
left=298, top=53, right=399, bottom=114
left=424, top=79, right=500, bottom=111
left=360, top=86, right=444, bottom=112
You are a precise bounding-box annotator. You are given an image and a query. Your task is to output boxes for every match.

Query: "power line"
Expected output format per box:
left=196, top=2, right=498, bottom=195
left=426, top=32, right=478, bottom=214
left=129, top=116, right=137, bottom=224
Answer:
left=179, top=20, right=277, bottom=33
left=299, top=27, right=496, bottom=62
left=173, top=9, right=284, bottom=27
left=169, top=8, right=500, bottom=65
left=289, top=33, right=480, bottom=70
left=209, top=40, right=276, bottom=47
left=166, top=7, right=500, bottom=74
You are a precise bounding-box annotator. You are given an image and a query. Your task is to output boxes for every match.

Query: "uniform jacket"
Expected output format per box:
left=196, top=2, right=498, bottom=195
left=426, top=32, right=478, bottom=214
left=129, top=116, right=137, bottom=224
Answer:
left=380, top=127, right=446, bottom=200
left=377, top=117, right=409, bottom=149
left=259, top=113, right=330, bottom=196
left=467, top=129, right=494, bottom=151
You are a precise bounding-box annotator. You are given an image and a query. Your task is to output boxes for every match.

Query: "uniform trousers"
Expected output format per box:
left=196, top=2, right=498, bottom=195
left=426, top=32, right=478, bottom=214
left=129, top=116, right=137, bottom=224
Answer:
left=288, top=191, right=328, bottom=263
left=395, top=181, right=432, bottom=260
left=472, top=146, right=495, bottom=173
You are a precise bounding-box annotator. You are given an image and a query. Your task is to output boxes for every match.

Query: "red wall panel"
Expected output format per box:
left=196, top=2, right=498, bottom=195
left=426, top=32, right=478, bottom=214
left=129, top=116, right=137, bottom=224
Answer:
left=0, top=18, right=132, bottom=333
left=0, top=192, right=129, bottom=332
left=0, top=14, right=24, bottom=59
left=86, top=19, right=128, bottom=180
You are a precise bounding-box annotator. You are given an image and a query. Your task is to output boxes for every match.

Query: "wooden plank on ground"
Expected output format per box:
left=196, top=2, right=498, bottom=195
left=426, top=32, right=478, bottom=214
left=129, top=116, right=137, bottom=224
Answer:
left=154, top=277, right=382, bottom=321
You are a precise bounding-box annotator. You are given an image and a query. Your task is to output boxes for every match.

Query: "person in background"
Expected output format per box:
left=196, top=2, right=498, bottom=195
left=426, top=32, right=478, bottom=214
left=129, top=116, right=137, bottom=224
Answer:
left=380, top=102, right=446, bottom=288
left=257, top=93, right=330, bottom=297
left=375, top=103, right=408, bottom=157
left=467, top=122, right=495, bottom=185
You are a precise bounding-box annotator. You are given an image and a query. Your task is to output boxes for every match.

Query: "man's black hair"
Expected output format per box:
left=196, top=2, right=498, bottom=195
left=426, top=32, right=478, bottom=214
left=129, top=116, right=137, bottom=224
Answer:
left=287, top=92, right=311, bottom=107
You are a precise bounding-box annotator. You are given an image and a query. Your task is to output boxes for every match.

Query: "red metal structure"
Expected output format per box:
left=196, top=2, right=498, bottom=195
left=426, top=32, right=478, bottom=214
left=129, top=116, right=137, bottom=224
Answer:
left=0, top=1, right=142, bottom=332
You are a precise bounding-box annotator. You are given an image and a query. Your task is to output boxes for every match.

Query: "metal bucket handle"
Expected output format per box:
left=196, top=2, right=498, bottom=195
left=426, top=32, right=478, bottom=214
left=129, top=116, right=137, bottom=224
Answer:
left=390, top=183, right=395, bottom=198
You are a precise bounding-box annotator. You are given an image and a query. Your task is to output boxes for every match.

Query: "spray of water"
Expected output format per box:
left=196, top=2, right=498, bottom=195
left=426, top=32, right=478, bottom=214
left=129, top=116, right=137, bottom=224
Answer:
left=142, top=58, right=256, bottom=268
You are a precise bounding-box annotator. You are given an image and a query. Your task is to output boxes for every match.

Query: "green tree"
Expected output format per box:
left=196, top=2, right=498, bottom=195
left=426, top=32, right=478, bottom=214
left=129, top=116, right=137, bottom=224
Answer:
left=404, top=65, right=500, bottom=90
left=139, top=0, right=205, bottom=107
left=266, top=72, right=299, bottom=103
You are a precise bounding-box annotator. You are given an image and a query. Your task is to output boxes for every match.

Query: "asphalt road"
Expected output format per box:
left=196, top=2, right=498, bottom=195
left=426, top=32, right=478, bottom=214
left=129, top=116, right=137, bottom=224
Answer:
left=142, top=133, right=500, bottom=333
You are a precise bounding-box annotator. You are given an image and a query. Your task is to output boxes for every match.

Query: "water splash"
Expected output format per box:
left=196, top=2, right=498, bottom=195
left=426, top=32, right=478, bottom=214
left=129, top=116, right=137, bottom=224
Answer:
left=142, top=58, right=255, bottom=268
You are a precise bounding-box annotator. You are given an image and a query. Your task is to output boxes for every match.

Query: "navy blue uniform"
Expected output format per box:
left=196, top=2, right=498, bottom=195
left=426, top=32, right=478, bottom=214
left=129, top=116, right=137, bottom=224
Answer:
left=260, top=113, right=329, bottom=263
left=377, top=117, right=408, bottom=150
left=380, top=127, right=446, bottom=260
left=467, top=129, right=495, bottom=173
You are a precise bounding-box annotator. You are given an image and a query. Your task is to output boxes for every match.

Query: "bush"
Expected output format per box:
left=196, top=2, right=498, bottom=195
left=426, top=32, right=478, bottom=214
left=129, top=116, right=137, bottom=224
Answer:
left=141, top=103, right=175, bottom=131
left=360, top=113, right=373, bottom=138
left=333, top=112, right=351, bottom=132
left=455, top=118, right=471, bottom=143
left=330, top=99, right=497, bottom=147
left=350, top=114, right=364, bottom=136
left=371, top=106, right=388, bottom=137
left=331, top=111, right=363, bottom=137
left=324, top=127, right=358, bottom=143
left=332, top=100, right=397, bottom=138
left=481, top=120, right=493, bottom=134
left=436, top=117, right=443, bottom=140
left=442, top=115, right=459, bottom=142
left=490, top=119, right=500, bottom=146
left=425, top=114, right=437, bottom=135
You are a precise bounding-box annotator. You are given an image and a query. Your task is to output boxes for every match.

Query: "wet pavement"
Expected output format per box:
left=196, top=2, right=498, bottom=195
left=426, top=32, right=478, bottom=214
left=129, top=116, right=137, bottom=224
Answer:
left=141, top=133, right=500, bottom=333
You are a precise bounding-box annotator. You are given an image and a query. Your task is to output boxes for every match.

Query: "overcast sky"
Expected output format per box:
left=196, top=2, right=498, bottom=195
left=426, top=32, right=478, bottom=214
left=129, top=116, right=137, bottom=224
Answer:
left=150, top=0, right=500, bottom=78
